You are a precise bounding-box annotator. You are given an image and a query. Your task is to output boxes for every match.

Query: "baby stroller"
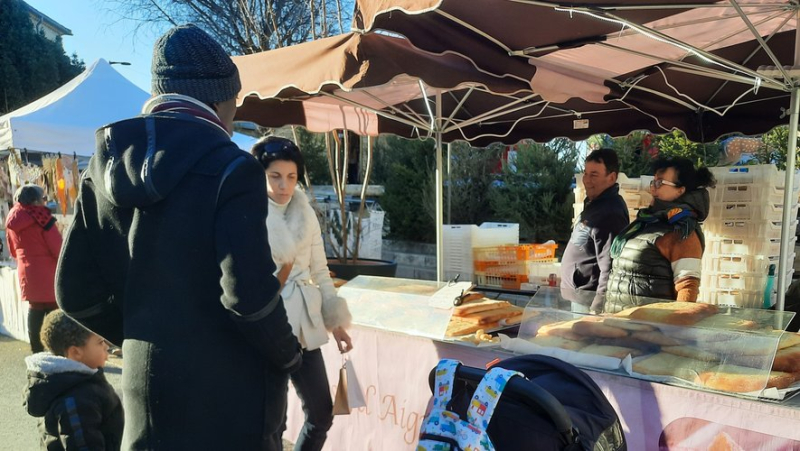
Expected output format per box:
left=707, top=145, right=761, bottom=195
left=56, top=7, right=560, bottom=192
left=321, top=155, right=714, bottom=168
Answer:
left=419, top=354, right=627, bottom=451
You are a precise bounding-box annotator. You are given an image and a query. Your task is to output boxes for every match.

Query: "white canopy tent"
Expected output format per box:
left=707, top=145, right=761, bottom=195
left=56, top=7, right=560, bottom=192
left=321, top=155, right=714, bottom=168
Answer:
left=0, top=58, right=260, bottom=160
left=0, top=59, right=149, bottom=157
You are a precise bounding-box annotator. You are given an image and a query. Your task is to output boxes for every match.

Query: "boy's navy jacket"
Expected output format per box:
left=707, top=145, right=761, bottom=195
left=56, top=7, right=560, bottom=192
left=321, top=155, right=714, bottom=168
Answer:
left=23, top=353, right=123, bottom=451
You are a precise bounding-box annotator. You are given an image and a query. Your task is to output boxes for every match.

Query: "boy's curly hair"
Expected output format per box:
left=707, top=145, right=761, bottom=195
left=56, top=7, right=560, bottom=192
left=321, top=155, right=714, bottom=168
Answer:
left=40, top=310, right=92, bottom=357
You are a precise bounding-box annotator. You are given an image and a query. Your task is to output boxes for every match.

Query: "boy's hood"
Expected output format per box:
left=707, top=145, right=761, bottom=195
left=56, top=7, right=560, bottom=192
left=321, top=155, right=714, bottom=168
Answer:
left=90, top=111, right=236, bottom=209
left=23, top=353, right=98, bottom=417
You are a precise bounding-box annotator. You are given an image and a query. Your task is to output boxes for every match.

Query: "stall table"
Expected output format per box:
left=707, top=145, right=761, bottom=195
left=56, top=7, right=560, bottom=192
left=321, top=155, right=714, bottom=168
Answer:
left=284, top=325, right=800, bottom=450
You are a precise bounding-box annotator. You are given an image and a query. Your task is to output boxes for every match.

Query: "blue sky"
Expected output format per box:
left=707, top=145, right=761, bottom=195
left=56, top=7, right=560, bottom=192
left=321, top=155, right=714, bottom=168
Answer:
left=26, top=0, right=165, bottom=92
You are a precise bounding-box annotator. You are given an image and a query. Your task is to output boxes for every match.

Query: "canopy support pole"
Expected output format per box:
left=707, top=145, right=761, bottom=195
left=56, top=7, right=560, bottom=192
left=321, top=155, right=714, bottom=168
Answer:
left=776, top=14, right=800, bottom=311
left=777, top=87, right=799, bottom=311
left=435, top=92, right=445, bottom=282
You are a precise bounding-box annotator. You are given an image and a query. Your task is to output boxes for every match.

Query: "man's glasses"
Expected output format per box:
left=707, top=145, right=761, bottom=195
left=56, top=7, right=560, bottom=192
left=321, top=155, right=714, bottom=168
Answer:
left=650, top=179, right=680, bottom=189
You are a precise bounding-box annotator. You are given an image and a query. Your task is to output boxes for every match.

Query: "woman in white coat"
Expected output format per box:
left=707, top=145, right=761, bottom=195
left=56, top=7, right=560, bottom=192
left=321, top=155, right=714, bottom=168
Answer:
left=251, top=136, right=353, bottom=451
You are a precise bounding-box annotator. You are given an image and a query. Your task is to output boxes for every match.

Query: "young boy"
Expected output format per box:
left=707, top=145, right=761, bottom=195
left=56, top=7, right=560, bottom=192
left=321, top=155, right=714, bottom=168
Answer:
left=23, top=310, right=123, bottom=450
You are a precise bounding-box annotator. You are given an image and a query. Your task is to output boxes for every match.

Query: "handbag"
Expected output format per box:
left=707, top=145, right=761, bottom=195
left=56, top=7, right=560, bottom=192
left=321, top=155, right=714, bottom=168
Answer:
left=333, top=357, right=366, bottom=415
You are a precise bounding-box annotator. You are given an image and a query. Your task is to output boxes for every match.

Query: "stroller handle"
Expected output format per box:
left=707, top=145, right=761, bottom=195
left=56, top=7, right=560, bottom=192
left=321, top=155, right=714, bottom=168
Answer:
left=428, top=365, right=577, bottom=443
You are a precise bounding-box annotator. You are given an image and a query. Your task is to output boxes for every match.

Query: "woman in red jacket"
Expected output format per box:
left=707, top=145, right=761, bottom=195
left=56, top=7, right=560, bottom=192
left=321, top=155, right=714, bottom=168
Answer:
left=6, top=185, right=62, bottom=352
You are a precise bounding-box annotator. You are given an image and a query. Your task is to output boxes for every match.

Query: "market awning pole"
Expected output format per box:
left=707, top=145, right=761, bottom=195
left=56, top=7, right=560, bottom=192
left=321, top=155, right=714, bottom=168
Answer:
left=436, top=92, right=444, bottom=282
left=776, top=17, right=800, bottom=312
left=778, top=87, right=799, bottom=312
left=447, top=142, right=452, bottom=224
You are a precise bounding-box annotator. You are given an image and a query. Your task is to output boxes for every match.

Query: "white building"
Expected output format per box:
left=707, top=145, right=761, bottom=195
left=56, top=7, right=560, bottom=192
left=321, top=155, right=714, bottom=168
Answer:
left=22, top=1, right=72, bottom=42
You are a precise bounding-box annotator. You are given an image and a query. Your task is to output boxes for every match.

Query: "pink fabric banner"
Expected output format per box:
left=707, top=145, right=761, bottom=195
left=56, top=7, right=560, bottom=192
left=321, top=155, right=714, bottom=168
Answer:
left=283, top=326, right=800, bottom=450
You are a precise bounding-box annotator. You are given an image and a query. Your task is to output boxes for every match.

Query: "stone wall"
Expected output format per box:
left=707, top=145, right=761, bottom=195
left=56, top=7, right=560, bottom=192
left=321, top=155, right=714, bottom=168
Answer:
left=382, top=240, right=437, bottom=280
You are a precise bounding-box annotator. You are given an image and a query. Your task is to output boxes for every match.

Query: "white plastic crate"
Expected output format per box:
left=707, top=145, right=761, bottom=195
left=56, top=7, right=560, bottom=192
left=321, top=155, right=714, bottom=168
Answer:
left=707, top=202, right=798, bottom=222
left=443, top=225, right=478, bottom=281
left=474, top=222, right=519, bottom=247
left=701, top=271, right=766, bottom=292
left=710, top=165, right=800, bottom=189
left=702, top=254, right=770, bottom=274
left=705, top=236, right=797, bottom=256
left=703, top=219, right=794, bottom=241
left=709, top=183, right=797, bottom=204
left=617, top=173, right=641, bottom=192
left=621, top=191, right=642, bottom=208
left=699, top=288, right=763, bottom=308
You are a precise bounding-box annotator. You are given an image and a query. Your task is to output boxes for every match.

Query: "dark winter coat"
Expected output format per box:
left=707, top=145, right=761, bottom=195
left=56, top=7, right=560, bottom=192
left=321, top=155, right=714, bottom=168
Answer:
left=55, top=110, right=302, bottom=450
left=605, top=222, right=676, bottom=301
left=6, top=204, right=62, bottom=304
left=560, top=184, right=629, bottom=294
left=24, top=353, right=124, bottom=451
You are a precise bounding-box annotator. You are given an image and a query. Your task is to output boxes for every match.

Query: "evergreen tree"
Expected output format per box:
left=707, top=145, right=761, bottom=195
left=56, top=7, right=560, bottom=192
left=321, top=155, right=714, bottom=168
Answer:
left=0, top=0, right=84, bottom=115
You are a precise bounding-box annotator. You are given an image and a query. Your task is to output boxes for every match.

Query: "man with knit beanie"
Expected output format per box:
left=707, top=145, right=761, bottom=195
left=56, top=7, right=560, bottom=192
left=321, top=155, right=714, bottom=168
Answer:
left=56, top=24, right=301, bottom=450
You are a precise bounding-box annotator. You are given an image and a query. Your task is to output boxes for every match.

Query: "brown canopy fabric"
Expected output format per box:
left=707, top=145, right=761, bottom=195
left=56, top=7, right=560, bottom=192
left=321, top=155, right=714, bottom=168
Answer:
left=351, top=0, right=798, bottom=142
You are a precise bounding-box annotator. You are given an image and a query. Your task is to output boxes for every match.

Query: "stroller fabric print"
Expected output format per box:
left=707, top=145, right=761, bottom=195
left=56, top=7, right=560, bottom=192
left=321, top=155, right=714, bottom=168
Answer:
left=418, top=359, right=523, bottom=451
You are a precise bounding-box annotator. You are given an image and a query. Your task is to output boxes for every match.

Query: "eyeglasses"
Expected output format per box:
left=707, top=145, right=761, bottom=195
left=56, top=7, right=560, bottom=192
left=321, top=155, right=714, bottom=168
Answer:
left=650, top=179, right=680, bottom=189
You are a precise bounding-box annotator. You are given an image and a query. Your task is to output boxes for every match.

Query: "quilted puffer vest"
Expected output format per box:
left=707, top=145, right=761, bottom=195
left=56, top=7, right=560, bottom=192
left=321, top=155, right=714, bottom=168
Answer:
left=605, top=222, right=675, bottom=303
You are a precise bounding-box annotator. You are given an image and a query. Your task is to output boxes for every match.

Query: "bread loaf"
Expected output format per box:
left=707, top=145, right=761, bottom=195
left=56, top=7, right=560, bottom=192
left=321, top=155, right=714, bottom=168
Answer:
left=530, top=335, right=586, bottom=351
left=661, top=345, right=719, bottom=362
left=446, top=318, right=500, bottom=337
left=602, top=317, right=657, bottom=332
left=772, top=345, right=800, bottom=373
left=538, top=320, right=584, bottom=341
left=572, top=318, right=629, bottom=338
left=580, top=344, right=642, bottom=359
left=614, top=302, right=718, bottom=326
left=631, top=330, right=686, bottom=347
left=632, top=352, right=714, bottom=379
left=696, top=364, right=796, bottom=392
left=457, top=306, right=523, bottom=325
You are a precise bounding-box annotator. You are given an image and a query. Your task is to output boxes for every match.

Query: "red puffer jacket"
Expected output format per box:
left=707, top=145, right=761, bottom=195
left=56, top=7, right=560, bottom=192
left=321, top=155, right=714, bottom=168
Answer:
left=6, top=204, right=62, bottom=304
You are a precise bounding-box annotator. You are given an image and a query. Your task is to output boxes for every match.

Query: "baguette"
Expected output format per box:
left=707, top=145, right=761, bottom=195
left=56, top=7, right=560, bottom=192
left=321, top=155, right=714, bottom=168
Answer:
left=538, top=320, right=584, bottom=341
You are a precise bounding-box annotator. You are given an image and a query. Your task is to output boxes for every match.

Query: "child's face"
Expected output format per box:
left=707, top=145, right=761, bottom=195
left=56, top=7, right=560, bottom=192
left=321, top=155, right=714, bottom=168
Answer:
left=68, top=334, right=109, bottom=369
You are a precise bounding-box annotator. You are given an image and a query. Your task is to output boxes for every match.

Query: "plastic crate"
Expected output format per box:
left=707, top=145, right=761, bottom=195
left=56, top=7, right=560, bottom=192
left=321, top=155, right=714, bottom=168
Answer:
left=705, top=236, right=796, bottom=256
left=473, top=223, right=519, bottom=247
left=701, top=271, right=766, bottom=292
left=703, top=219, right=794, bottom=241
left=709, top=183, right=796, bottom=204
left=710, top=165, right=800, bottom=189
left=707, top=202, right=798, bottom=222
left=699, top=288, right=763, bottom=308
left=473, top=243, right=557, bottom=267
left=702, top=254, right=770, bottom=273
left=474, top=272, right=529, bottom=290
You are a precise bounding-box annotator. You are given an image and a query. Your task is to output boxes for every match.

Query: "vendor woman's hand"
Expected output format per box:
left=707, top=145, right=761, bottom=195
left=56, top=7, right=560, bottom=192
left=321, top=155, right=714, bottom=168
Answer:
left=332, top=327, right=353, bottom=353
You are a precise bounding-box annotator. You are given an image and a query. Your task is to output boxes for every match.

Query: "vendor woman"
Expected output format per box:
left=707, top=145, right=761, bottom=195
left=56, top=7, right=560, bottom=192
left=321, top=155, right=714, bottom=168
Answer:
left=605, top=157, right=716, bottom=302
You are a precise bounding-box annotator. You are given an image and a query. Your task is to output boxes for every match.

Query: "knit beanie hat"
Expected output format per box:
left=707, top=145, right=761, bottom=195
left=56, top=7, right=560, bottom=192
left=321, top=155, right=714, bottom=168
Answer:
left=151, top=24, right=241, bottom=105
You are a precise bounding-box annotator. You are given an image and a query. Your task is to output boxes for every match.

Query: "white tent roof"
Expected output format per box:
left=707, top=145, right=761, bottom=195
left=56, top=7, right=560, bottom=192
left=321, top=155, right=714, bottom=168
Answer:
left=0, top=59, right=259, bottom=157
left=0, top=59, right=149, bottom=157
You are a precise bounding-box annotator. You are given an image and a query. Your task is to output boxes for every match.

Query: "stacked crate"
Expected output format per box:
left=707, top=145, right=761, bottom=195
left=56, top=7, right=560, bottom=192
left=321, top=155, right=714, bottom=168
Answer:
left=472, top=243, right=558, bottom=289
left=443, top=223, right=519, bottom=283
left=700, top=165, right=800, bottom=308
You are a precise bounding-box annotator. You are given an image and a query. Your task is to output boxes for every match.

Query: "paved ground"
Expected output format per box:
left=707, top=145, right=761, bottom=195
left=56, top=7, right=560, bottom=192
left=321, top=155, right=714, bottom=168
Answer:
left=0, top=335, right=293, bottom=450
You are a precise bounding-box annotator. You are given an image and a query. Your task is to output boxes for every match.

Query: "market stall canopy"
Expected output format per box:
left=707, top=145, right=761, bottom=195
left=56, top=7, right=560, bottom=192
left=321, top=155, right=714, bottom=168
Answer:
left=352, top=0, right=799, bottom=142
left=234, top=31, right=547, bottom=145
left=0, top=59, right=150, bottom=157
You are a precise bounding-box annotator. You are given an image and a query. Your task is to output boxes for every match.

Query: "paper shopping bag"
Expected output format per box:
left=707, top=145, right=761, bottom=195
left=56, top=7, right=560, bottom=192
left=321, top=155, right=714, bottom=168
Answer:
left=333, top=359, right=366, bottom=415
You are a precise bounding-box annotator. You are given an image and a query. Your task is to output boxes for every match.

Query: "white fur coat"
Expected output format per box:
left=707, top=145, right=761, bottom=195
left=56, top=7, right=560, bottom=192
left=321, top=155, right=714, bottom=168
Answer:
left=267, top=189, right=351, bottom=351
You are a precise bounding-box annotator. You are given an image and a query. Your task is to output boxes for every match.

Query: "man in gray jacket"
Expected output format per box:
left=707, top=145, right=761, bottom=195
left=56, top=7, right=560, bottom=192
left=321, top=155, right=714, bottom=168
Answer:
left=561, top=148, right=629, bottom=302
left=56, top=25, right=301, bottom=450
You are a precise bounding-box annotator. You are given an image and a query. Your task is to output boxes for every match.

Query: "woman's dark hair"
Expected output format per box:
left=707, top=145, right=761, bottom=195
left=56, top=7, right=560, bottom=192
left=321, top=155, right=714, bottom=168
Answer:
left=651, top=157, right=716, bottom=191
left=40, top=310, right=93, bottom=357
left=250, top=136, right=306, bottom=184
left=14, top=185, right=44, bottom=206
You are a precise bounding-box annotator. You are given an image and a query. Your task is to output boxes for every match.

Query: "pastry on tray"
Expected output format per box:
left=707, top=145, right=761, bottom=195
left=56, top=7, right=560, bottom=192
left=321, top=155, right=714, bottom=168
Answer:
left=613, top=302, right=718, bottom=326
left=696, top=364, right=796, bottom=392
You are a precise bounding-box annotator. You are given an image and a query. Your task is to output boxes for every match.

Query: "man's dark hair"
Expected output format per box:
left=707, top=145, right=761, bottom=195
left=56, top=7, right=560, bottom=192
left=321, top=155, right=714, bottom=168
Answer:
left=40, top=310, right=93, bottom=357
left=585, top=148, right=620, bottom=175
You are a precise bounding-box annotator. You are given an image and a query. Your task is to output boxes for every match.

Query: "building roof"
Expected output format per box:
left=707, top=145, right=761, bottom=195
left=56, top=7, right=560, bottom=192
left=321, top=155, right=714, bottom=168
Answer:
left=22, top=1, right=72, bottom=37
